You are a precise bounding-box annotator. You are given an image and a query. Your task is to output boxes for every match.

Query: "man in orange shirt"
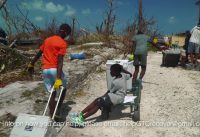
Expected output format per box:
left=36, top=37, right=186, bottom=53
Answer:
left=27, top=24, right=71, bottom=120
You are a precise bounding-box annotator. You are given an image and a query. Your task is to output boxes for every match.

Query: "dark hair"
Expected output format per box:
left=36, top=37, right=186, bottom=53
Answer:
left=59, top=24, right=71, bottom=35
left=185, top=30, right=190, bottom=35
left=110, top=64, right=123, bottom=74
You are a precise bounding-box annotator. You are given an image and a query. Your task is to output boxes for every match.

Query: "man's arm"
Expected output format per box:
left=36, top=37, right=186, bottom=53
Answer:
left=122, top=69, right=132, bottom=77
left=53, top=54, right=64, bottom=89
left=102, top=90, right=110, bottom=96
left=27, top=50, right=42, bottom=76
left=30, top=50, right=43, bottom=65
left=57, top=54, right=64, bottom=79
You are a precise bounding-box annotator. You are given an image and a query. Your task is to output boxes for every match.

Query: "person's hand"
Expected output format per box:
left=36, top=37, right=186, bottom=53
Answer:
left=27, top=63, right=34, bottom=76
left=54, top=79, right=63, bottom=89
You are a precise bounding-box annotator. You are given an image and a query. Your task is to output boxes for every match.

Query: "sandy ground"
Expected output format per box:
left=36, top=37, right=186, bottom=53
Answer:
left=58, top=52, right=200, bottom=137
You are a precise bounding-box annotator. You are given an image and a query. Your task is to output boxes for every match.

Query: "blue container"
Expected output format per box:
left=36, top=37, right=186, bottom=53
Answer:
left=70, top=52, right=86, bottom=60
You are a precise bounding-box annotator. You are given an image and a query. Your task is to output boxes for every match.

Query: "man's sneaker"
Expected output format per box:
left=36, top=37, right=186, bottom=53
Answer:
left=138, top=79, right=143, bottom=89
left=79, top=112, right=84, bottom=118
left=54, top=115, right=62, bottom=122
left=138, top=79, right=142, bottom=84
left=185, top=63, right=194, bottom=70
left=68, top=112, right=84, bottom=118
left=70, top=116, right=85, bottom=127
left=68, top=112, right=79, bottom=118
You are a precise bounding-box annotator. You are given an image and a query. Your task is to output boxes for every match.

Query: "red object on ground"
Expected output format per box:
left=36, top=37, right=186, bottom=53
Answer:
left=0, top=83, right=6, bottom=88
left=150, top=42, right=170, bottom=51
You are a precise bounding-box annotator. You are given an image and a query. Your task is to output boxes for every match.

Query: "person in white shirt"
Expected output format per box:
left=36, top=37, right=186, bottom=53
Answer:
left=69, top=64, right=132, bottom=126
left=188, top=23, right=200, bottom=65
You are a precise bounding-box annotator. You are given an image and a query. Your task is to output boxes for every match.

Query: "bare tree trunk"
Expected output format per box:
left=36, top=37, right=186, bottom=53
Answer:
left=71, top=18, right=75, bottom=42
left=110, top=15, right=116, bottom=34
left=100, top=22, right=103, bottom=33
left=16, top=5, right=38, bottom=31
left=106, top=0, right=114, bottom=35
left=138, top=0, right=143, bottom=31
left=96, top=0, right=116, bottom=36
left=0, top=0, right=7, bottom=10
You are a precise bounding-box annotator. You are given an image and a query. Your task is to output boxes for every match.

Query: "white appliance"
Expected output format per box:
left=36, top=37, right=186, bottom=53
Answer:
left=9, top=87, right=65, bottom=137
left=106, top=60, right=133, bottom=91
left=9, top=113, right=57, bottom=137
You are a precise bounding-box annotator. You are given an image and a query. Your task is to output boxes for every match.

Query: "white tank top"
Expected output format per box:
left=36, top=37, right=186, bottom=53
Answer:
left=190, top=26, right=200, bottom=45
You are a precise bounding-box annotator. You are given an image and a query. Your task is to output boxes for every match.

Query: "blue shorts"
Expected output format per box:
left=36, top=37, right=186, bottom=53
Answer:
left=188, top=42, right=200, bottom=54
left=42, top=68, right=67, bottom=92
left=134, top=54, right=147, bottom=66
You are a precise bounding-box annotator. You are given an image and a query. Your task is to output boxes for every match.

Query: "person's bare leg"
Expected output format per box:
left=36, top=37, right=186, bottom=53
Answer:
left=132, top=65, right=139, bottom=82
left=49, top=91, right=56, bottom=118
left=83, top=106, right=99, bottom=119
left=57, top=88, right=67, bottom=110
left=139, top=66, right=146, bottom=80
left=194, top=53, right=199, bottom=65
left=81, top=99, right=98, bottom=114
left=190, top=53, right=194, bottom=64
left=186, top=51, right=189, bottom=63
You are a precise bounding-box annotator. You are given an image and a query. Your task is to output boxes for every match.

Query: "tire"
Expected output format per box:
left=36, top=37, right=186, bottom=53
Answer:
left=130, top=104, right=133, bottom=113
left=132, top=105, right=140, bottom=122
left=132, top=110, right=140, bottom=122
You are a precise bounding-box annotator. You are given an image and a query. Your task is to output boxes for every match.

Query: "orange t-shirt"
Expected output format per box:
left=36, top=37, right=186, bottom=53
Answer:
left=40, top=35, right=67, bottom=69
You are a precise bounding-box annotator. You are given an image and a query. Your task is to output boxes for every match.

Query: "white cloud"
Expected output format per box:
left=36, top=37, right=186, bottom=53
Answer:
left=45, top=2, right=64, bottom=13
left=21, top=0, right=64, bottom=13
left=35, top=16, right=43, bottom=21
left=168, top=16, right=176, bottom=24
left=81, top=8, right=91, bottom=15
left=21, top=0, right=44, bottom=10
left=65, top=5, right=76, bottom=17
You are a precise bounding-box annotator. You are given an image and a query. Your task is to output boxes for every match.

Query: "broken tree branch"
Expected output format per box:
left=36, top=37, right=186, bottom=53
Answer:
left=0, top=0, right=7, bottom=10
left=16, top=5, right=38, bottom=31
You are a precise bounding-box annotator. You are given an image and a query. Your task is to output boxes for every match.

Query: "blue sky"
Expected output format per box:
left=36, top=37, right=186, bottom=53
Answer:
left=0, top=0, right=199, bottom=35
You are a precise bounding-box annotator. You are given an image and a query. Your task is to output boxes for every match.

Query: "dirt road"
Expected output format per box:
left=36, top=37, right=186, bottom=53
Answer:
left=59, top=52, right=200, bottom=137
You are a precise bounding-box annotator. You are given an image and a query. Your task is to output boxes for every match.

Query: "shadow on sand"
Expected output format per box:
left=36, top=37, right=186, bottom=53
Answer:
left=85, top=105, right=132, bottom=124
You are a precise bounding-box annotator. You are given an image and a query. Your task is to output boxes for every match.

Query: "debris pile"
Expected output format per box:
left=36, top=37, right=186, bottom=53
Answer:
left=0, top=45, right=41, bottom=88
left=0, top=45, right=29, bottom=73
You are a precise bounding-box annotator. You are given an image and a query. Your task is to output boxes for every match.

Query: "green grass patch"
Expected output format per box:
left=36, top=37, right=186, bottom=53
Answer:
left=21, top=90, right=34, bottom=98
left=20, top=83, right=45, bottom=99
